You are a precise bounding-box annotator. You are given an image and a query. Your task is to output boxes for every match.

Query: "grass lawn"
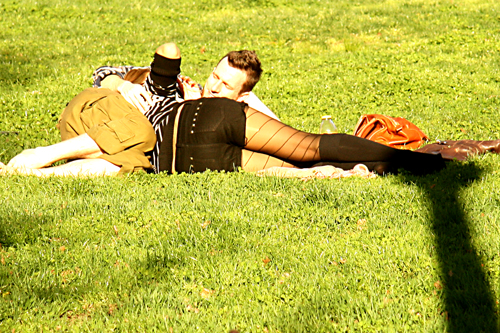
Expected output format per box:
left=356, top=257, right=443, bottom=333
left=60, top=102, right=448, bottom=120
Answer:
left=1, top=0, right=500, bottom=331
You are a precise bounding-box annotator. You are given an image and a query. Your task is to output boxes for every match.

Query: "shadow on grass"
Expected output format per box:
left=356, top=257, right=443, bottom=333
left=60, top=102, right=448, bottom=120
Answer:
left=0, top=207, right=50, bottom=248
left=400, top=161, right=498, bottom=332
left=275, top=161, right=498, bottom=332
left=0, top=210, right=88, bottom=323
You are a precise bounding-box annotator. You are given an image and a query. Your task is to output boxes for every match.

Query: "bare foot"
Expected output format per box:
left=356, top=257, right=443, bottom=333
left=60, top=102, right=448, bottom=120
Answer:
left=0, top=163, right=44, bottom=176
left=0, top=162, right=16, bottom=175
left=6, top=148, right=54, bottom=169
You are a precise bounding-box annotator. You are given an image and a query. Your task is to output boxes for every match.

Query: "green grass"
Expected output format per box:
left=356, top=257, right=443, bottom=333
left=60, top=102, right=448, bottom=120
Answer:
left=1, top=0, right=500, bottom=331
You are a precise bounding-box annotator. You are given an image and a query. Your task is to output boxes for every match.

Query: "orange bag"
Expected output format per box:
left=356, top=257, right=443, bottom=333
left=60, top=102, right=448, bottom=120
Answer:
left=353, top=114, right=429, bottom=150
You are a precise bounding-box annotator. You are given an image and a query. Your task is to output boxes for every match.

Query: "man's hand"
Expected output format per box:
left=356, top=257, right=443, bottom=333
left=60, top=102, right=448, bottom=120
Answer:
left=117, top=81, right=153, bottom=114
left=178, top=75, right=202, bottom=100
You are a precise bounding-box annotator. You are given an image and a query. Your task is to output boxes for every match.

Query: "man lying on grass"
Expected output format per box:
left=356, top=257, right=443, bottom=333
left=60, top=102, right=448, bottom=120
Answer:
left=92, top=43, right=279, bottom=121
left=1, top=44, right=446, bottom=177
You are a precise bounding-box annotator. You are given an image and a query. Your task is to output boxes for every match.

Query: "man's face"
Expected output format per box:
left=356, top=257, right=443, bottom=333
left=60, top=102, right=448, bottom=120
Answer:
left=202, top=57, right=249, bottom=102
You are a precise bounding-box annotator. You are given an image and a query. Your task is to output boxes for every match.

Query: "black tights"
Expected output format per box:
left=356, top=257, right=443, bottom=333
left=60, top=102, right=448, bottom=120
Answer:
left=242, top=108, right=445, bottom=175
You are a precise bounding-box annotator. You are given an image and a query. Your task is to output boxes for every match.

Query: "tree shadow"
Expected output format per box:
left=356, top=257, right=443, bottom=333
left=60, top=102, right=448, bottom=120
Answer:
left=273, top=161, right=498, bottom=332
left=0, top=209, right=89, bottom=323
left=399, top=161, right=498, bottom=332
left=0, top=204, right=50, bottom=248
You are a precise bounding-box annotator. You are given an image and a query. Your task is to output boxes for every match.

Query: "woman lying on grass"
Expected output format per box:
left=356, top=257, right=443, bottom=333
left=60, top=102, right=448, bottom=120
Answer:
left=0, top=45, right=446, bottom=177
left=0, top=97, right=446, bottom=177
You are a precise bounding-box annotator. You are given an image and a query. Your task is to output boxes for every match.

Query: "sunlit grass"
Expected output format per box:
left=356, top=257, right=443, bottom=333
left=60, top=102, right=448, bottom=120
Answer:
left=1, top=0, right=500, bottom=331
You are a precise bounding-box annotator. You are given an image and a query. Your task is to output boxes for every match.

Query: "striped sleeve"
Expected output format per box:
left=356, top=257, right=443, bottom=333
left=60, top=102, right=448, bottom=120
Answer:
left=144, top=86, right=181, bottom=173
left=92, top=66, right=150, bottom=88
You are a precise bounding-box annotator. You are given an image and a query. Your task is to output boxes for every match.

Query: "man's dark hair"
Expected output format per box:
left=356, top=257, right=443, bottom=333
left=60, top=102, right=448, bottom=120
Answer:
left=223, top=50, right=262, bottom=93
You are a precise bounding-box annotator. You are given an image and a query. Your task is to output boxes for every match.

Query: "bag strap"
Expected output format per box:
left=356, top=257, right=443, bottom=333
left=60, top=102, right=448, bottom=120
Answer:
left=171, top=104, right=184, bottom=173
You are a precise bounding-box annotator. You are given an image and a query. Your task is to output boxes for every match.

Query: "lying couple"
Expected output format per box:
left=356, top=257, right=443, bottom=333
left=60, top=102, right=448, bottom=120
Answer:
left=1, top=43, right=445, bottom=177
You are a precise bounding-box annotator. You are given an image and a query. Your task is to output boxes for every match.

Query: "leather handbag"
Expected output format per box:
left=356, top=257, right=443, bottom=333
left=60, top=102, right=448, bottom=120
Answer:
left=353, top=114, right=429, bottom=149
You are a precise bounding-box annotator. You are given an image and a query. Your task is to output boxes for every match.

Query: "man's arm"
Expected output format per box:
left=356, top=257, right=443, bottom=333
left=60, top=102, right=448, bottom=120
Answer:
left=93, top=65, right=139, bottom=89
left=245, top=92, right=280, bottom=121
left=92, top=41, right=182, bottom=113
left=100, top=74, right=128, bottom=91
left=93, top=66, right=153, bottom=113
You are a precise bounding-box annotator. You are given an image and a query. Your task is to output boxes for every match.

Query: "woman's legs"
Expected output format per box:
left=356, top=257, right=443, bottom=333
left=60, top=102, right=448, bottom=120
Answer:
left=244, top=107, right=321, bottom=163
left=243, top=107, right=445, bottom=175
left=241, top=149, right=296, bottom=172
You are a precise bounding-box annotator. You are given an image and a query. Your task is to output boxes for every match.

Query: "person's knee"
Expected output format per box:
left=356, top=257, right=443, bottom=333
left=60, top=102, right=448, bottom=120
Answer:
left=155, top=43, right=180, bottom=59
